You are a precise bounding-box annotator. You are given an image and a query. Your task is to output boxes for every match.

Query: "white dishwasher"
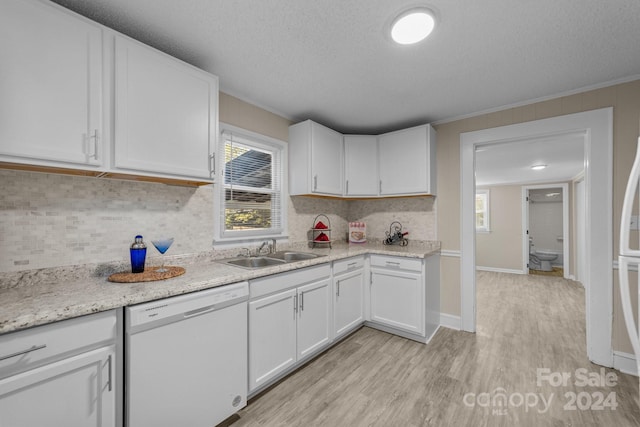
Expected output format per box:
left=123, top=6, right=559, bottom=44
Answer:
left=126, top=281, right=248, bottom=427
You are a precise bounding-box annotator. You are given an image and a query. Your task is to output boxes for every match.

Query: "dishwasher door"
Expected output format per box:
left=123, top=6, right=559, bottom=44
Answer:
left=126, top=282, right=248, bottom=427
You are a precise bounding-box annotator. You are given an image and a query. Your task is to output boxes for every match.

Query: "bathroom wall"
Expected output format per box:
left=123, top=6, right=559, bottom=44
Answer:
left=475, top=185, right=523, bottom=272
left=528, top=193, right=564, bottom=254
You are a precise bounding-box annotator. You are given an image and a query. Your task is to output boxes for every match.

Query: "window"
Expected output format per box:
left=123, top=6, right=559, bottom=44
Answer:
left=214, top=124, right=287, bottom=245
left=476, top=189, right=490, bottom=232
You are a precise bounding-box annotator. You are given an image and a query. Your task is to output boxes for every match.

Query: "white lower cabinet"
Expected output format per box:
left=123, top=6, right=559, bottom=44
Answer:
left=248, top=265, right=331, bottom=393
left=333, top=257, right=365, bottom=338
left=296, top=280, right=331, bottom=359
left=368, top=255, right=434, bottom=339
left=0, top=310, right=120, bottom=427
left=370, top=268, right=424, bottom=335
left=248, top=289, right=298, bottom=391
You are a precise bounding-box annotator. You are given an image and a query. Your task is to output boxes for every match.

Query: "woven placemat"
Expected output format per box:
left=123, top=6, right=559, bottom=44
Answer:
left=108, top=266, right=186, bottom=283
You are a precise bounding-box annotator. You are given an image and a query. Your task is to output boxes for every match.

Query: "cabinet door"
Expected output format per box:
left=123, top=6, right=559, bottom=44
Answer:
left=297, top=279, right=331, bottom=359
left=0, top=346, right=115, bottom=427
left=249, top=289, right=297, bottom=392
left=378, top=126, right=431, bottom=195
left=344, top=135, right=378, bottom=196
left=114, top=35, right=217, bottom=180
left=311, top=122, right=343, bottom=195
left=370, top=269, right=424, bottom=335
left=0, top=0, right=103, bottom=167
left=334, top=269, right=365, bottom=337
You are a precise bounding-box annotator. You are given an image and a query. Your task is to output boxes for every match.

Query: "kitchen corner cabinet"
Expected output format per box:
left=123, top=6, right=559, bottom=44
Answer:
left=0, top=310, right=120, bottom=427
left=333, top=257, right=365, bottom=338
left=113, top=35, right=218, bottom=180
left=344, top=135, right=379, bottom=197
left=378, top=124, right=437, bottom=196
left=289, top=120, right=344, bottom=196
left=0, top=0, right=103, bottom=169
left=248, top=265, right=331, bottom=393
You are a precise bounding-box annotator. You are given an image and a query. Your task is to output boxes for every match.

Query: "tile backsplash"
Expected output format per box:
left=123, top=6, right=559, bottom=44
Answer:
left=0, top=170, right=214, bottom=272
left=1, top=170, right=437, bottom=272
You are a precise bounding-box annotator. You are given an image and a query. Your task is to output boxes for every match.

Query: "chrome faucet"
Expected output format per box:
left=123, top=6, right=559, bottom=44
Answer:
left=257, top=241, right=270, bottom=255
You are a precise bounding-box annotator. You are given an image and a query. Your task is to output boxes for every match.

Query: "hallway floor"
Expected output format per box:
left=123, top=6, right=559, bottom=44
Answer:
left=232, top=271, right=640, bottom=426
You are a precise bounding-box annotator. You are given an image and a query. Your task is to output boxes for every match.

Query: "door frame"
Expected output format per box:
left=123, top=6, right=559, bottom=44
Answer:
left=460, top=108, right=613, bottom=367
left=522, top=183, right=570, bottom=278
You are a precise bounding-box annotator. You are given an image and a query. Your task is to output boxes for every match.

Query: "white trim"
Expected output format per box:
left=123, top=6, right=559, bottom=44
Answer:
left=440, top=249, right=461, bottom=258
left=439, top=313, right=461, bottom=330
left=460, top=108, right=613, bottom=367
left=214, top=123, right=289, bottom=247
left=613, top=351, right=638, bottom=377
left=433, top=75, right=640, bottom=126
left=476, top=266, right=525, bottom=275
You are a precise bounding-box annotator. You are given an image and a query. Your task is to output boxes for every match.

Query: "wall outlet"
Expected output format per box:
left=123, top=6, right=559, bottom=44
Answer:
left=631, top=215, right=639, bottom=230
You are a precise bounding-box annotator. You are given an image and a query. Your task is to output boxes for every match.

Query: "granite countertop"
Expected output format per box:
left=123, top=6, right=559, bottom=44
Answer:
left=0, top=241, right=440, bottom=335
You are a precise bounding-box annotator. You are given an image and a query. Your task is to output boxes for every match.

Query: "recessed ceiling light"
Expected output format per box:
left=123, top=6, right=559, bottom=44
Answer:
left=531, top=164, right=547, bottom=170
left=390, top=8, right=436, bottom=45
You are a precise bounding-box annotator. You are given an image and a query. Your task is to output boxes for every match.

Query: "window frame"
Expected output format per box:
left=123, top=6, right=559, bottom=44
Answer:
left=213, top=123, right=288, bottom=248
left=475, top=189, right=490, bottom=233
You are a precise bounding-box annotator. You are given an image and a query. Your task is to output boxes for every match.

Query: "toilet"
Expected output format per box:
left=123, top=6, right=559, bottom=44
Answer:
left=529, top=250, right=558, bottom=272
left=528, top=238, right=558, bottom=271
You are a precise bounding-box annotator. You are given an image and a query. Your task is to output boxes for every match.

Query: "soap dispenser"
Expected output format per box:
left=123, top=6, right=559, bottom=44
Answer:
left=130, top=235, right=147, bottom=273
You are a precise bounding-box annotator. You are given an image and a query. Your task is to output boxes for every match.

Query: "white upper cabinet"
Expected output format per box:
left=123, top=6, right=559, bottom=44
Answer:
left=289, top=120, right=436, bottom=198
left=0, top=0, right=103, bottom=168
left=0, top=0, right=218, bottom=185
left=113, top=35, right=218, bottom=181
left=289, top=120, right=343, bottom=196
left=378, top=124, right=437, bottom=196
left=344, top=135, right=378, bottom=197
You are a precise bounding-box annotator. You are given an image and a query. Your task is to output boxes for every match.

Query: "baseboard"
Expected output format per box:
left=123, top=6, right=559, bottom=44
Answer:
left=613, top=351, right=638, bottom=377
left=476, top=266, right=525, bottom=275
left=440, top=313, right=461, bottom=330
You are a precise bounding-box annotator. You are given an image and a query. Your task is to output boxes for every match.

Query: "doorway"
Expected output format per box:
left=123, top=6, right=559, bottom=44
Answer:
left=460, top=108, right=613, bottom=367
left=523, top=184, right=569, bottom=278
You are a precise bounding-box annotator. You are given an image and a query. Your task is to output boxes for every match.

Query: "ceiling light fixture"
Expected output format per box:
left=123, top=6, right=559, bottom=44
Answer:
left=531, top=164, right=547, bottom=170
left=390, top=8, right=436, bottom=45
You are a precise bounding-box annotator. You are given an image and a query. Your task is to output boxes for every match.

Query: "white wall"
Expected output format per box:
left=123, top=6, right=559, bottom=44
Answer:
left=529, top=200, right=563, bottom=253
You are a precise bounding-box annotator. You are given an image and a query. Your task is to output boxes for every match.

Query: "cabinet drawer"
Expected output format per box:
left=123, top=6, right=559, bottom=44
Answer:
left=0, top=310, right=117, bottom=377
left=250, top=264, right=331, bottom=299
left=370, top=255, right=423, bottom=272
left=333, top=256, right=365, bottom=275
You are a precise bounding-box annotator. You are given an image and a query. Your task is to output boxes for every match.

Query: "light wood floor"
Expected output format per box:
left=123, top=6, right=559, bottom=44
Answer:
left=232, top=272, right=640, bottom=426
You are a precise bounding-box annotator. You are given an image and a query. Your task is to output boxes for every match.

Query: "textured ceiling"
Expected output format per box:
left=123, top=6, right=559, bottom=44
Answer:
left=475, top=133, right=585, bottom=187
left=52, top=0, right=640, bottom=134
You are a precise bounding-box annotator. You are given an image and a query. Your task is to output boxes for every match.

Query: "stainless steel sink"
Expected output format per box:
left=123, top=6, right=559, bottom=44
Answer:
left=220, top=251, right=324, bottom=269
left=222, top=256, right=286, bottom=269
left=266, top=251, right=324, bottom=262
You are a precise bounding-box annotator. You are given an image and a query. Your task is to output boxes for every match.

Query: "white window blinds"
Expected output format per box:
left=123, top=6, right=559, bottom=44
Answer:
left=220, top=130, right=284, bottom=237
